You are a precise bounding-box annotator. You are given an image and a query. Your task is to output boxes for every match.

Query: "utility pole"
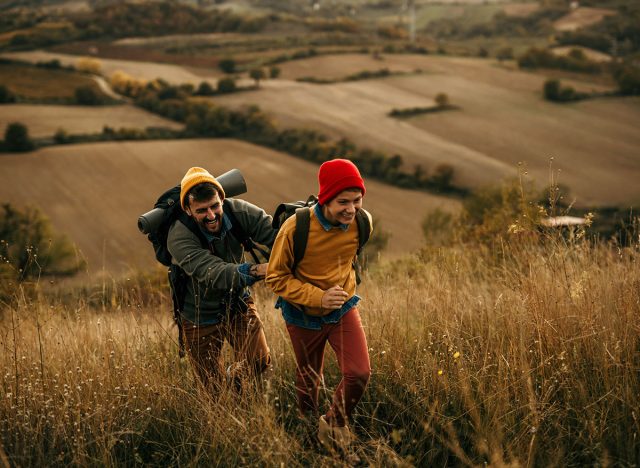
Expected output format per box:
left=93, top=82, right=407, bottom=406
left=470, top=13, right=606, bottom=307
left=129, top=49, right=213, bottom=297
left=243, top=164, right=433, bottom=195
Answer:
left=407, top=0, right=416, bottom=44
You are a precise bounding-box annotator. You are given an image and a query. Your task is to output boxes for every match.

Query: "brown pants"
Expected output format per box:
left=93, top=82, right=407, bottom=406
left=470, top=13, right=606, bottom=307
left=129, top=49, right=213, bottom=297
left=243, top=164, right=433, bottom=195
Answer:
left=286, top=307, right=371, bottom=426
left=181, top=299, right=271, bottom=393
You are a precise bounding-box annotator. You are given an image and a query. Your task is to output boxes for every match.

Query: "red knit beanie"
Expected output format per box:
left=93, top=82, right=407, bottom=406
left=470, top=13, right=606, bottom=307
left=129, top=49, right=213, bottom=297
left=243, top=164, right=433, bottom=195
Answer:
left=317, top=159, right=366, bottom=205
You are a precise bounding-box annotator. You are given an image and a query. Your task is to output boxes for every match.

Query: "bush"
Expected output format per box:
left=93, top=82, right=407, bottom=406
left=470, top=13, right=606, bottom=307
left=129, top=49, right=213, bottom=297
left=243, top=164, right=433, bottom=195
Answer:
left=74, top=85, right=102, bottom=105
left=249, top=68, right=266, bottom=87
left=0, top=84, right=16, bottom=103
left=543, top=79, right=587, bottom=102
left=435, top=93, right=449, bottom=107
left=196, top=81, right=215, bottom=96
left=612, top=63, right=640, bottom=96
left=75, top=57, right=102, bottom=75
left=218, top=58, right=236, bottom=74
left=269, top=66, right=281, bottom=79
left=217, top=77, right=236, bottom=94
left=3, top=122, right=34, bottom=152
left=0, top=203, right=84, bottom=284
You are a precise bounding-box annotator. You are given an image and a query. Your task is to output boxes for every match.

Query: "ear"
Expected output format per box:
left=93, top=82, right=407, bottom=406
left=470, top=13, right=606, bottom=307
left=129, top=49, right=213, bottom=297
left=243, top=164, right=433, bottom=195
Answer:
left=185, top=206, right=193, bottom=217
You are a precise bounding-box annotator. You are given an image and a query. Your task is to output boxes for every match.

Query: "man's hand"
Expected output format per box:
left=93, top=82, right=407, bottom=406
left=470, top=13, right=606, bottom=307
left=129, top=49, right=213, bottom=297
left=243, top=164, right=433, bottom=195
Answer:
left=250, top=263, right=268, bottom=279
left=321, top=285, right=349, bottom=310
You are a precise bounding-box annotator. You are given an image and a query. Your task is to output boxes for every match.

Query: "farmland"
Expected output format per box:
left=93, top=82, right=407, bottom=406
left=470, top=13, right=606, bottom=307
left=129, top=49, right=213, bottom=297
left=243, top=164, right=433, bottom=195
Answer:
left=0, top=104, right=183, bottom=138
left=0, top=139, right=457, bottom=273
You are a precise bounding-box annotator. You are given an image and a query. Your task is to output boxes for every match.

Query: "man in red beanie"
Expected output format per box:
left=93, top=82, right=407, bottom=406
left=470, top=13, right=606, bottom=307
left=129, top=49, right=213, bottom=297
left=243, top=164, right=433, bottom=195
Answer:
left=266, top=159, right=372, bottom=452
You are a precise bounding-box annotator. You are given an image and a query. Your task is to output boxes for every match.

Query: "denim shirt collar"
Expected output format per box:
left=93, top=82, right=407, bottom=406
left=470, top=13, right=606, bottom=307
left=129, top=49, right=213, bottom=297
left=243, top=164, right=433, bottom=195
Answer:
left=314, top=203, right=349, bottom=232
left=199, top=213, right=232, bottom=242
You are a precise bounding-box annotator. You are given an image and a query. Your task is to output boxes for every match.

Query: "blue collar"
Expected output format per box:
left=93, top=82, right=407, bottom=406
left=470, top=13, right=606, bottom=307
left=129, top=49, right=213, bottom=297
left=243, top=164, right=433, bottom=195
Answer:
left=314, top=203, right=350, bottom=232
left=199, top=213, right=232, bottom=242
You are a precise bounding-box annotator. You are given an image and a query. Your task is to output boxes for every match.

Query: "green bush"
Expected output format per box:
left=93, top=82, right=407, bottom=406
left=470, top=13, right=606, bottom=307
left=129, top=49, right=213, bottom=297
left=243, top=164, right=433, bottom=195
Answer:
left=543, top=79, right=587, bottom=102
left=196, top=81, right=215, bottom=96
left=3, top=122, right=34, bottom=152
left=0, top=203, right=84, bottom=283
left=217, top=77, right=237, bottom=94
left=74, top=85, right=102, bottom=105
left=218, top=58, right=236, bottom=74
left=612, top=63, right=640, bottom=96
left=0, top=84, right=16, bottom=103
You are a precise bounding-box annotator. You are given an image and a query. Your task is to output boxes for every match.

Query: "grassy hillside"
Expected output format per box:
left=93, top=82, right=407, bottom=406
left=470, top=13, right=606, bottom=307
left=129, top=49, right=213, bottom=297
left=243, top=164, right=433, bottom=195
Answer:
left=1, top=233, right=638, bottom=465
left=0, top=139, right=458, bottom=274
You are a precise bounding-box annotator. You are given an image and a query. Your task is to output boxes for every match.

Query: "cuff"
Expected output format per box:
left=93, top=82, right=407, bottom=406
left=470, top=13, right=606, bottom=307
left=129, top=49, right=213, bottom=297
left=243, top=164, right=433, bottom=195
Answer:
left=237, top=263, right=257, bottom=287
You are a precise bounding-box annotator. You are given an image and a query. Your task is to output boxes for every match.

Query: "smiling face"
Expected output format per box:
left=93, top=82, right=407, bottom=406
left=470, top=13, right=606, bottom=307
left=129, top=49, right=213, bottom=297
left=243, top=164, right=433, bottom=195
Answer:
left=321, top=188, right=363, bottom=226
left=186, top=190, right=224, bottom=234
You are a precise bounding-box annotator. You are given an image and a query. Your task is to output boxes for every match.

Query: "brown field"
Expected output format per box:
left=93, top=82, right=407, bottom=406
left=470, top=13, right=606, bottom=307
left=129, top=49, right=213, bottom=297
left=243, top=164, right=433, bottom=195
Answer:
left=0, top=139, right=458, bottom=274
left=0, top=104, right=183, bottom=138
left=553, top=7, right=617, bottom=32
left=0, top=62, right=103, bottom=99
left=213, top=54, right=640, bottom=206
left=502, top=2, right=539, bottom=17
left=551, top=45, right=612, bottom=63
left=1, top=51, right=217, bottom=84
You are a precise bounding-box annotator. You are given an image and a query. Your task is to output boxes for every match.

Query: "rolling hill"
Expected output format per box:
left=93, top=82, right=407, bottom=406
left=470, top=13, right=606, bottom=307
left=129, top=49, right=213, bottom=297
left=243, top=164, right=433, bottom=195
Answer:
left=0, top=139, right=458, bottom=274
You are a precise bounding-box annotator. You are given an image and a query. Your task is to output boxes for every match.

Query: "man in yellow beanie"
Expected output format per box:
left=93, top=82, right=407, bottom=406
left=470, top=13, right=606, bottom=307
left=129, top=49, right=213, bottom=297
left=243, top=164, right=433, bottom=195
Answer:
left=168, top=167, right=276, bottom=393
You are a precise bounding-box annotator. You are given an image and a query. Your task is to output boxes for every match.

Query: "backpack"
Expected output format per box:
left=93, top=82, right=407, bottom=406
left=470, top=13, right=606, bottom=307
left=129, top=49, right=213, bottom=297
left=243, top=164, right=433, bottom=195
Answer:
left=143, top=185, right=266, bottom=356
left=271, top=195, right=371, bottom=283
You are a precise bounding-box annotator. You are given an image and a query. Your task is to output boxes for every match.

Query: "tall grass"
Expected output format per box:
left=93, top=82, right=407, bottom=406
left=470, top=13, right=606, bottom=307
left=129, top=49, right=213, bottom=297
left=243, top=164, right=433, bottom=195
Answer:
left=1, top=234, right=639, bottom=466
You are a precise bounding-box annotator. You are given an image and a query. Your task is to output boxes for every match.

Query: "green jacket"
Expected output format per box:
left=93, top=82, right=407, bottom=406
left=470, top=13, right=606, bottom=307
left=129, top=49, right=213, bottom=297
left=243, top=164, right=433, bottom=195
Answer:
left=167, top=198, right=276, bottom=325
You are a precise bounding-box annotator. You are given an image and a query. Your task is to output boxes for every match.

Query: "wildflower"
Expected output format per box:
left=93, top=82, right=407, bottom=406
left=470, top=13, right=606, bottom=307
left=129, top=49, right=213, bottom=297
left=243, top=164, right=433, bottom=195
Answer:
left=437, top=370, right=443, bottom=376
left=453, top=351, right=460, bottom=359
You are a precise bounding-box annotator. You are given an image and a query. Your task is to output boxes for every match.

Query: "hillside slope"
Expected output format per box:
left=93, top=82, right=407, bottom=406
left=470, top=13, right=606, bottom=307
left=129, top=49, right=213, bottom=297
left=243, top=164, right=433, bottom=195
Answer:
left=0, top=139, right=458, bottom=274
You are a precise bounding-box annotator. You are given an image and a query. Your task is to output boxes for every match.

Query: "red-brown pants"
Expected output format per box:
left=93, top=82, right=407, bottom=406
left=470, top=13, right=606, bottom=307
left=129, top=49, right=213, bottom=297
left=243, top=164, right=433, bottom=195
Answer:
left=286, top=307, right=371, bottom=426
left=181, top=299, right=271, bottom=393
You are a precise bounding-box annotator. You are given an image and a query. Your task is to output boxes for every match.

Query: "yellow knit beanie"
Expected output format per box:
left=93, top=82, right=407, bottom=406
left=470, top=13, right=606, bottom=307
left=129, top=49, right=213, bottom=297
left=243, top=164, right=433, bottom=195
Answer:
left=180, top=167, right=225, bottom=210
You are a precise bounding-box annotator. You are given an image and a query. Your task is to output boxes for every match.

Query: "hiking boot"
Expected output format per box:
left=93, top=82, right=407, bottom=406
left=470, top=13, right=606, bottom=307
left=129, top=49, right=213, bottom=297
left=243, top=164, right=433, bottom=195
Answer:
left=318, top=415, right=352, bottom=452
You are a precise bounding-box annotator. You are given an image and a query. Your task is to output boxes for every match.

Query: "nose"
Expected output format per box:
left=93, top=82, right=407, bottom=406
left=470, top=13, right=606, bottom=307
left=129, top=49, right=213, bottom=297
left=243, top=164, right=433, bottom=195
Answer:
left=206, top=207, right=217, bottom=218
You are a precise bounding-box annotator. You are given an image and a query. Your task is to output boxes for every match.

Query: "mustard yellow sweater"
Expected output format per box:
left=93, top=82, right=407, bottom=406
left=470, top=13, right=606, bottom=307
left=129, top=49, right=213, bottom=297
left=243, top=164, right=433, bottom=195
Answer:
left=265, top=208, right=372, bottom=316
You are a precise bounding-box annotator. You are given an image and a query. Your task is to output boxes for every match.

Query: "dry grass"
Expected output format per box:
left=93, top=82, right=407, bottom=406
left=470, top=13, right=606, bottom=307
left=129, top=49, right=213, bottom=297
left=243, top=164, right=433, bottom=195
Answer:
left=1, top=233, right=639, bottom=466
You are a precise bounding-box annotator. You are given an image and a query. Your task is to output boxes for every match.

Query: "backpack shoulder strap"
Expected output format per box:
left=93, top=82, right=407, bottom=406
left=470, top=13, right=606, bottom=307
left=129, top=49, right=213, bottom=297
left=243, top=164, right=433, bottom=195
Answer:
left=355, top=209, right=371, bottom=255
left=292, top=207, right=311, bottom=273
left=222, top=199, right=269, bottom=263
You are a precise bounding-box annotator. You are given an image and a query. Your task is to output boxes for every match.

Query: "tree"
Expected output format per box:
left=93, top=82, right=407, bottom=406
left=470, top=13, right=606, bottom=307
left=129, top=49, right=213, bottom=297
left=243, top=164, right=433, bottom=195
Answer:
left=74, top=85, right=102, bottom=105
left=4, top=122, right=34, bottom=152
left=196, top=81, right=215, bottom=96
left=0, top=85, right=16, bottom=103
left=543, top=79, right=561, bottom=101
left=435, top=93, right=450, bottom=108
left=269, top=66, right=281, bottom=79
left=218, top=58, right=236, bottom=74
left=217, top=77, right=237, bottom=93
left=249, top=68, right=266, bottom=87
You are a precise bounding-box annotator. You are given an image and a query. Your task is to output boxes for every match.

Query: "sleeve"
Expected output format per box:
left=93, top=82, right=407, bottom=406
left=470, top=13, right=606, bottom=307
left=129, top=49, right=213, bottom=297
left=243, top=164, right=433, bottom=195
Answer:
left=167, top=222, right=253, bottom=289
left=264, top=217, right=325, bottom=308
left=230, top=199, right=277, bottom=249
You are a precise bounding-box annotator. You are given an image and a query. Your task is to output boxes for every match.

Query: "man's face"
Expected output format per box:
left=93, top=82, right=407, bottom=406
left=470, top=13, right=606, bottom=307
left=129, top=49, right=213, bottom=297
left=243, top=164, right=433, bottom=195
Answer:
left=186, top=191, right=224, bottom=234
left=322, top=189, right=363, bottom=226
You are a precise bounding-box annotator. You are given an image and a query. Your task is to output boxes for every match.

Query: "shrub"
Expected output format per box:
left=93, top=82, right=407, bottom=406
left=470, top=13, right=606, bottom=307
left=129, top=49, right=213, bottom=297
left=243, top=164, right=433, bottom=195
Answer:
left=218, top=58, right=236, bottom=74
left=74, top=85, right=102, bottom=105
left=249, top=68, right=266, bottom=87
left=612, top=63, right=640, bottom=96
left=0, top=84, right=16, bottom=103
left=269, top=66, right=281, bottom=79
left=217, top=77, right=237, bottom=94
left=196, top=81, right=215, bottom=96
left=0, top=203, right=84, bottom=283
left=3, top=122, right=34, bottom=152
left=435, top=93, right=449, bottom=107
left=75, top=57, right=102, bottom=75
left=54, top=128, right=70, bottom=144
left=543, top=79, right=587, bottom=102
left=496, top=47, right=513, bottom=61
